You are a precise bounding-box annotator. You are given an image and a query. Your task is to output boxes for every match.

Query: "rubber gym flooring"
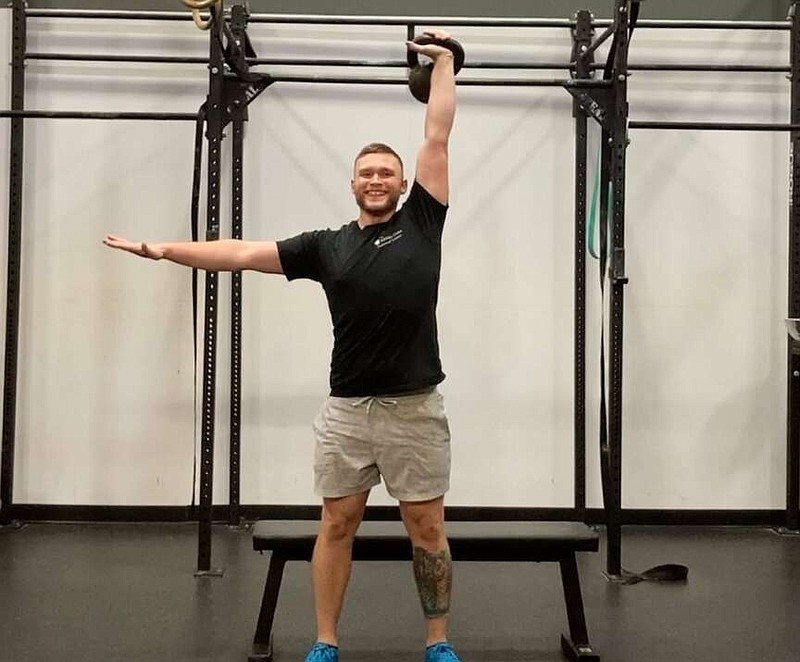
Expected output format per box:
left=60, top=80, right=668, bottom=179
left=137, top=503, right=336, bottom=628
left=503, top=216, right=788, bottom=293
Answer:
left=0, top=522, right=797, bottom=662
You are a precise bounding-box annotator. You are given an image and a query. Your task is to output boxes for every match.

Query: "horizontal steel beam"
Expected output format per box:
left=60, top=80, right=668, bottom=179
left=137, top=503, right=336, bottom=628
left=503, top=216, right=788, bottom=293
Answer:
left=24, top=53, right=790, bottom=74
left=26, top=9, right=191, bottom=22
left=0, top=78, right=610, bottom=122
left=630, top=120, right=800, bottom=131
left=265, top=75, right=610, bottom=87
left=23, top=9, right=792, bottom=31
left=633, top=19, right=789, bottom=30
left=27, top=52, right=209, bottom=64
left=0, top=110, right=199, bottom=120
left=7, top=114, right=796, bottom=132
left=23, top=9, right=576, bottom=27
left=628, top=63, right=789, bottom=72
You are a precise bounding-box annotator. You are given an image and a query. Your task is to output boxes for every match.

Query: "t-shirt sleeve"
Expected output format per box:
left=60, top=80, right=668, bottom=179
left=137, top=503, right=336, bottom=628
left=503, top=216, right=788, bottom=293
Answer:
left=276, top=231, right=323, bottom=282
left=402, top=180, right=448, bottom=241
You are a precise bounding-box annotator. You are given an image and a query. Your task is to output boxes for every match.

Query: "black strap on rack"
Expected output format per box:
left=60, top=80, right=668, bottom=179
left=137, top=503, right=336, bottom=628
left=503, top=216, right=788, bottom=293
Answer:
left=598, top=134, right=612, bottom=515
left=598, top=1, right=639, bottom=550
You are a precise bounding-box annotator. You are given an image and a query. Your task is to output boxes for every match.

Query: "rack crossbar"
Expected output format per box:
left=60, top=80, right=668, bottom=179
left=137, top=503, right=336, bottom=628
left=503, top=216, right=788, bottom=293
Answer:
left=23, top=10, right=791, bottom=31
left=24, top=10, right=575, bottom=27
left=630, top=120, right=800, bottom=131
left=23, top=53, right=793, bottom=74
left=0, top=110, right=199, bottom=120
left=266, top=75, right=610, bottom=87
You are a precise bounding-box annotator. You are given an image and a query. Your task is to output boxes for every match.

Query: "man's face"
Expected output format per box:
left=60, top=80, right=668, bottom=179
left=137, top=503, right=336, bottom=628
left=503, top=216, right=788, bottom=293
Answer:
left=351, top=152, right=407, bottom=216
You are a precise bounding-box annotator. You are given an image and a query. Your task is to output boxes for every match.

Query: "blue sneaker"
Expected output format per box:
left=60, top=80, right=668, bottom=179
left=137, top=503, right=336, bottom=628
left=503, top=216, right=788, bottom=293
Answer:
left=425, top=642, right=461, bottom=662
left=304, top=642, right=339, bottom=662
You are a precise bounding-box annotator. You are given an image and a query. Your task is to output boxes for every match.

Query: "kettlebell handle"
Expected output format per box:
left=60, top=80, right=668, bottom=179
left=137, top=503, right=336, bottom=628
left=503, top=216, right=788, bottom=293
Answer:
left=406, top=35, right=465, bottom=74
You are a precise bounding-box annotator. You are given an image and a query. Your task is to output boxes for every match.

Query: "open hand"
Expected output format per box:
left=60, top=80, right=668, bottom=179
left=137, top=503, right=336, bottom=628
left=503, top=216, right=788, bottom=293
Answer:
left=103, top=234, right=165, bottom=260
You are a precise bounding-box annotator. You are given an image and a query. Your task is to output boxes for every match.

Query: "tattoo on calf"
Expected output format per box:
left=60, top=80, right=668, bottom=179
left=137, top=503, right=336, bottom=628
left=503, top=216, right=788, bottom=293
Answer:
left=413, top=546, right=453, bottom=618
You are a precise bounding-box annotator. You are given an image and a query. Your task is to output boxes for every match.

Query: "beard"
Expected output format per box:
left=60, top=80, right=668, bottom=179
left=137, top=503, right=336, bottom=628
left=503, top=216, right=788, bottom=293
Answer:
left=355, top=189, right=402, bottom=216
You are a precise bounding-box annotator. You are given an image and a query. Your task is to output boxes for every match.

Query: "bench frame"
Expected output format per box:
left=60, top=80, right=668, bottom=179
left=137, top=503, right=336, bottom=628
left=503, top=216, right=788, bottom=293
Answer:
left=249, top=520, right=600, bottom=662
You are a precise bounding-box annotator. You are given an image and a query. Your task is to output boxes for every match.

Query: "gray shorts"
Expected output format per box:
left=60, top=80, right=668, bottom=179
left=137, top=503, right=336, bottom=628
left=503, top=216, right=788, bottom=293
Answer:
left=312, top=387, right=451, bottom=502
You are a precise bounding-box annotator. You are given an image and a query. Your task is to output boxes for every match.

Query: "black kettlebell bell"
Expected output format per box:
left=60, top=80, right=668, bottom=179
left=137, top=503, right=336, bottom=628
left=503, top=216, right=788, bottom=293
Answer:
left=407, top=35, right=465, bottom=104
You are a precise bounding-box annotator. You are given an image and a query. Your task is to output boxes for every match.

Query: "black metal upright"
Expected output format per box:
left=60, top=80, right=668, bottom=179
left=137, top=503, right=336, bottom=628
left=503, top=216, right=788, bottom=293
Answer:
left=230, top=145, right=245, bottom=526
left=786, top=2, right=800, bottom=534
left=571, top=10, right=595, bottom=519
left=1, top=0, right=27, bottom=526
left=564, top=4, right=633, bottom=570
left=229, top=119, right=244, bottom=528
left=196, top=3, right=226, bottom=575
left=227, top=1, right=250, bottom=529
left=605, top=0, right=632, bottom=577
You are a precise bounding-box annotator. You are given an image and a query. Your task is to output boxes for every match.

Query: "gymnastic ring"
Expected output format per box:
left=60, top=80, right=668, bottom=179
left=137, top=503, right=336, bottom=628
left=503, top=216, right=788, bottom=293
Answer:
left=181, top=0, right=219, bottom=9
left=406, top=36, right=465, bottom=104
left=181, top=0, right=222, bottom=31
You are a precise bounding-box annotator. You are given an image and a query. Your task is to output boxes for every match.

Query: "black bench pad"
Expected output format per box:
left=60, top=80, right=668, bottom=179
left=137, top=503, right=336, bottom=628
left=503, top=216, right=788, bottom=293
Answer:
left=250, top=520, right=600, bottom=662
left=253, top=520, right=598, bottom=560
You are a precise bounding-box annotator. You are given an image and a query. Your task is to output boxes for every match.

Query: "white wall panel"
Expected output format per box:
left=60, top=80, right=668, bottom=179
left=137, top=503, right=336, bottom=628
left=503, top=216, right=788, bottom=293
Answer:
left=0, top=12, right=790, bottom=509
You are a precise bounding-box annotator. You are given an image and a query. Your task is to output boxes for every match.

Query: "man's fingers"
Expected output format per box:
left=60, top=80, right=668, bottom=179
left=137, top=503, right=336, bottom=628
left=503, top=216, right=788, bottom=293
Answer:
left=102, top=235, right=149, bottom=256
left=422, top=28, right=451, bottom=41
left=406, top=41, right=451, bottom=60
left=407, top=28, right=456, bottom=65
left=407, top=28, right=453, bottom=54
left=104, top=234, right=131, bottom=248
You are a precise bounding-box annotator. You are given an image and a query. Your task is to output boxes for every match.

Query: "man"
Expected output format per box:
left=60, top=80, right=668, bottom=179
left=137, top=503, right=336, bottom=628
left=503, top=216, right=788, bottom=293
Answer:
left=104, top=28, right=459, bottom=662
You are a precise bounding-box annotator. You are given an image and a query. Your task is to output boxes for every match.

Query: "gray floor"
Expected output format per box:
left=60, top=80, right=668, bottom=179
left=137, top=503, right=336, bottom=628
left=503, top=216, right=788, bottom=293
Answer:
left=0, top=522, right=798, bottom=662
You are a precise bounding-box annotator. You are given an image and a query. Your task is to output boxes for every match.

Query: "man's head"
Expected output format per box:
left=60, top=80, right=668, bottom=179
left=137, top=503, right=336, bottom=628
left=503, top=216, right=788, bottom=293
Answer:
left=351, top=143, right=407, bottom=219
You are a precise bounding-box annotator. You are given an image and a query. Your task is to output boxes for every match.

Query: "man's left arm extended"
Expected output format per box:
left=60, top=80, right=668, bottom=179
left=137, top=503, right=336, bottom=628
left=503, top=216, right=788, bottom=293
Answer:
left=412, top=31, right=457, bottom=205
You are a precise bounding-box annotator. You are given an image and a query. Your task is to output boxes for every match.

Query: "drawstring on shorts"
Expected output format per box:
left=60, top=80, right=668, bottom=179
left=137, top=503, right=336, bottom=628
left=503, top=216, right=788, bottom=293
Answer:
left=351, top=396, right=398, bottom=416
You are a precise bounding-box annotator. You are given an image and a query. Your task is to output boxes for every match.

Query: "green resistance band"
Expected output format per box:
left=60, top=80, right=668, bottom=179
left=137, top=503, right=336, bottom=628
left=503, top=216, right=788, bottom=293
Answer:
left=587, top=149, right=612, bottom=260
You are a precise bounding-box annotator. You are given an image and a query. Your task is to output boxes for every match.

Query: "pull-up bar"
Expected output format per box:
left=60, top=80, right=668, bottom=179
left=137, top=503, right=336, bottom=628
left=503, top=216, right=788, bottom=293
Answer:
left=3, top=113, right=792, bottom=130
left=265, top=76, right=611, bottom=87
left=22, top=52, right=793, bottom=74
left=0, top=77, right=613, bottom=124
left=23, top=8, right=792, bottom=31
left=0, top=110, right=200, bottom=121
left=630, top=120, right=800, bottom=131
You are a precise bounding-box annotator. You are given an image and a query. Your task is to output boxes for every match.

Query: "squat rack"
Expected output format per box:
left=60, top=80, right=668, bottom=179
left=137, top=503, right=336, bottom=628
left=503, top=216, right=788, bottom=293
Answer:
left=1, top=1, right=799, bottom=579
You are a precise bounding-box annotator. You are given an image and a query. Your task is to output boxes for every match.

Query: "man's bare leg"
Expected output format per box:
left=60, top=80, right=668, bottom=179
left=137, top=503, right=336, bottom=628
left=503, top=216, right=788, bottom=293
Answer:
left=400, top=495, right=452, bottom=646
left=312, top=491, right=369, bottom=646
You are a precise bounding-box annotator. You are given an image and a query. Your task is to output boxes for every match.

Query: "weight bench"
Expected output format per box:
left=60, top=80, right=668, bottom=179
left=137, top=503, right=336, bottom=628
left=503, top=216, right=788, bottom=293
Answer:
left=250, top=520, right=600, bottom=661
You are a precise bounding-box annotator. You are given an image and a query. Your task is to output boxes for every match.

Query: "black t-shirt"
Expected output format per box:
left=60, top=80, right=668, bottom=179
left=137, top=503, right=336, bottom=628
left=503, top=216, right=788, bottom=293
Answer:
left=277, top=181, right=447, bottom=397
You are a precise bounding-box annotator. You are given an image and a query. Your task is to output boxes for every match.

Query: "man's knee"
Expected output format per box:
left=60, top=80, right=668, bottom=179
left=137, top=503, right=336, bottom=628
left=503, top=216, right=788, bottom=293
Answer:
left=401, top=497, right=446, bottom=546
left=319, top=493, right=368, bottom=543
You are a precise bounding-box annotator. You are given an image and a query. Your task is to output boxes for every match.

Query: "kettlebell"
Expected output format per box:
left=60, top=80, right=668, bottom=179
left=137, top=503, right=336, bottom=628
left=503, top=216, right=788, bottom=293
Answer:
left=407, top=35, right=465, bottom=104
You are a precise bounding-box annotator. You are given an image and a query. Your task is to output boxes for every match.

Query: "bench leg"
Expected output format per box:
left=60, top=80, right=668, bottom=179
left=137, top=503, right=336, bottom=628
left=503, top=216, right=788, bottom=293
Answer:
left=559, top=554, right=600, bottom=661
left=249, top=553, right=287, bottom=662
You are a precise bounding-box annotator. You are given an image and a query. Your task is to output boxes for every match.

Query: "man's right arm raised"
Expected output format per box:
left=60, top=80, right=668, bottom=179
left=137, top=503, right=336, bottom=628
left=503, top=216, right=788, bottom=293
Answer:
left=103, top=235, right=283, bottom=274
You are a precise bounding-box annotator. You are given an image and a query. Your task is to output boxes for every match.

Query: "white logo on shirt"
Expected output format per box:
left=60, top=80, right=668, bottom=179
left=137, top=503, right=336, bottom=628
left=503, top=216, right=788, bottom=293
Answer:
left=373, top=229, right=403, bottom=249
